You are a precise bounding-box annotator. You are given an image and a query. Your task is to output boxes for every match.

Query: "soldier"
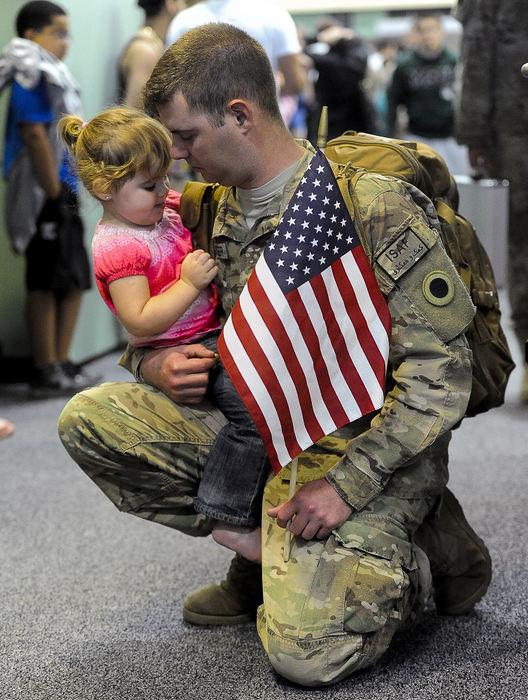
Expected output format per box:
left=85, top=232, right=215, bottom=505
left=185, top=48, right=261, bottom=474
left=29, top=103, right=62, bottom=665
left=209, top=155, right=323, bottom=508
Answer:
left=58, top=24, right=491, bottom=687
left=455, top=0, right=528, bottom=402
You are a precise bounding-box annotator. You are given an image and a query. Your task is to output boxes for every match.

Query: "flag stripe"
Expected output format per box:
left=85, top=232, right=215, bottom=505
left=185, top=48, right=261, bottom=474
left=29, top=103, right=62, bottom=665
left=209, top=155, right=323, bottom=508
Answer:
left=232, top=285, right=307, bottom=458
left=287, top=282, right=346, bottom=426
left=292, top=280, right=360, bottom=423
left=347, top=249, right=392, bottom=349
left=332, top=252, right=388, bottom=398
left=255, top=259, right=337, bottom=434
left=245, top=270, right=325, bottom=443
left=218, top=314, right=289, bottom=466
left=312, top=268, right=376, bottom=415
left=230, top=302, right=299, bottom=452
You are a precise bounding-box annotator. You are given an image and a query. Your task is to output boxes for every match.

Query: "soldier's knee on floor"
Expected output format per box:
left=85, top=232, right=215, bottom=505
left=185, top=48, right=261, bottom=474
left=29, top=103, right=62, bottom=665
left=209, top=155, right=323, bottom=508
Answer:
left=258, top=606, right=399, bottom=687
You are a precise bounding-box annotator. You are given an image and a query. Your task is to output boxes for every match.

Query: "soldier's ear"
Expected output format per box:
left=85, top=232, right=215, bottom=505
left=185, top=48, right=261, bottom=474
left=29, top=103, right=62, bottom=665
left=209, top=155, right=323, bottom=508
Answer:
left=227, top=99, right=253, bottom=132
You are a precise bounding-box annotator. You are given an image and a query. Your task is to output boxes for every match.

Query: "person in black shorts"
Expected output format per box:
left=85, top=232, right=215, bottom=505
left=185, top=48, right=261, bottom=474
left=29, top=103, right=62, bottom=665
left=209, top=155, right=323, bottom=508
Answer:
left=1, top=1, right=97, bottom=396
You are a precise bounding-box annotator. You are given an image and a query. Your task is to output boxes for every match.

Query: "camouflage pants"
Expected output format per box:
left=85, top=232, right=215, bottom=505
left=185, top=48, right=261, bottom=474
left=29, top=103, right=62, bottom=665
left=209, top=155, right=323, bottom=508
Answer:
left=257, top=449, right=438, bottom=686
left=58, top=380, right=442, bottom=686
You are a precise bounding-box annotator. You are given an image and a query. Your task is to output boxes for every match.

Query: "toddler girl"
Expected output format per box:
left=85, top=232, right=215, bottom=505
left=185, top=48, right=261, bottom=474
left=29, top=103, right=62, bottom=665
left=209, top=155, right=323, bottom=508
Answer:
left=59, top=107, right=269, bottom=561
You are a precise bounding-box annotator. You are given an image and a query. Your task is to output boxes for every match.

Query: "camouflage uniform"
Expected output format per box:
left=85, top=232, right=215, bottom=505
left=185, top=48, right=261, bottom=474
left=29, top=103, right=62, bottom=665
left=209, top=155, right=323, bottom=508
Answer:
left=58, top=142, right=474, bottom=686
left=455, top=0, right=528, bottom=348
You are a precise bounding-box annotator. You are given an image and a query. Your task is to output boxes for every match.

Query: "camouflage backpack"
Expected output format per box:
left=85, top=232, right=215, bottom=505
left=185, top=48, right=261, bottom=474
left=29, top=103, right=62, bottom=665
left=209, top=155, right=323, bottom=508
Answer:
left=324, top=130, right=515, bottom=416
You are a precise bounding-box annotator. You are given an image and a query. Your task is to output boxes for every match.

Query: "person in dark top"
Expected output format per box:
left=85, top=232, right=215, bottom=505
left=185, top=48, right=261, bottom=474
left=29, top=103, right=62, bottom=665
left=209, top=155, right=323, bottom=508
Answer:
left=305, top=19, right=377, bottom=142
left=386, top=12, right=469, bottom=174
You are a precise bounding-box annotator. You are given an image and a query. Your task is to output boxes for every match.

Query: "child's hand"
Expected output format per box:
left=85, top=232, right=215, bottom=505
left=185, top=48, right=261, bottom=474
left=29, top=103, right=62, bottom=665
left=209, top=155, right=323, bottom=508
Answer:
left=180, top=249, right=218, bottom=291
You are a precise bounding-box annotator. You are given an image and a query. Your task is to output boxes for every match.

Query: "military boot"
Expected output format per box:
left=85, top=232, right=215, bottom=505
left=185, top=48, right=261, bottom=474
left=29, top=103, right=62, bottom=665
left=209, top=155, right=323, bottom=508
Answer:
left=414, top=488, right=492, bottom=616
left=183, top=553, right=263, bottom=625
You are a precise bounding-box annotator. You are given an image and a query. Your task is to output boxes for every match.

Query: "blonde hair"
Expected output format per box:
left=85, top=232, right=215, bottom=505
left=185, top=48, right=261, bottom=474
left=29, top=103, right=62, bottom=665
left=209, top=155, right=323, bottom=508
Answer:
left=58, top=106, right=172, bottom=197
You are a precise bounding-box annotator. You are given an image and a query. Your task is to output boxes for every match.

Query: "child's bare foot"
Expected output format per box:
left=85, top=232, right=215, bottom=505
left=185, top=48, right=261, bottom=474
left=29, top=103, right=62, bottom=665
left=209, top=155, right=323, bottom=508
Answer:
left=212, top=523, right=262, bottom=563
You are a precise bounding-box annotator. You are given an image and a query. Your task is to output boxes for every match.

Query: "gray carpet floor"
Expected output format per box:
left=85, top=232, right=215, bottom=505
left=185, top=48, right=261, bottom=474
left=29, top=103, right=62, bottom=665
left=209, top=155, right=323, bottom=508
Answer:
left=1, top=299, right=527, bottom=700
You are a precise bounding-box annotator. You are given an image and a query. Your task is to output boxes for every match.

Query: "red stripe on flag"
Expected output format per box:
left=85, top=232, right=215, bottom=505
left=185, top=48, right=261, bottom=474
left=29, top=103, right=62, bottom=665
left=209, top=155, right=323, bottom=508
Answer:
left=310, top=268, right=376, bottom=415
left=246, top=272, right=324, bottom=444
left=286, top=286, right=350, bottom=426
left=228, top=300, right=303, bottom=462
left=216, top=331, right=281, bottom=470
left=353, top=247, right=392, bottom=337
left=333, top=253, right=388, bottom=389
left=332, top=258, right=386, bottom=395
left=345, top=248, right=391, bottom=391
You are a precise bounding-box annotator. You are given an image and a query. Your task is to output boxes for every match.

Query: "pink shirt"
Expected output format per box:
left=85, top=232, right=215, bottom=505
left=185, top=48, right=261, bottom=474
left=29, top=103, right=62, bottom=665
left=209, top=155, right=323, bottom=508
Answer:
left=92, top=190, right=220, bottom=347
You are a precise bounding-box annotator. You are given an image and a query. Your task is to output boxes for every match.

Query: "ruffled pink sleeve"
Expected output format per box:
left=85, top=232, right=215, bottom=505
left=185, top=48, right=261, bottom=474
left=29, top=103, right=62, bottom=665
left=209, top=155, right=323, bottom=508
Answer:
left=92, top=231, right=152, bottom=312
left=93, top=235, right=151, bottom=285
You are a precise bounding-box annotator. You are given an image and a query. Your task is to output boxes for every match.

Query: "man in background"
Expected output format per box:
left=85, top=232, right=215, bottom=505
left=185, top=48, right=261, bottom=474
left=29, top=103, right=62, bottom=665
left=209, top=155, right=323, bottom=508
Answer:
left=455, top=0, right=528, bottom=402
left=0, top=1, right=96, bottom=396
left=386, top=12, right=468, bottom=175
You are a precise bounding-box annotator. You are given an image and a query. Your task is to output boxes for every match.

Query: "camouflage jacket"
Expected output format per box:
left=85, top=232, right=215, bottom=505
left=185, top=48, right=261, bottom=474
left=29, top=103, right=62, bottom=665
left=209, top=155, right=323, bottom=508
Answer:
left=455, top=0, right=528, bottom=149
left=122, top=141, right=474, bottom=511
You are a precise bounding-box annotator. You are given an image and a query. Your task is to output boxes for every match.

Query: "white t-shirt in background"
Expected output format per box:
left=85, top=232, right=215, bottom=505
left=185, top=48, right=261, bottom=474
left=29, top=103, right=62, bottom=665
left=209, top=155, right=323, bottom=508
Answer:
left=165, top=0, right=301, bottom=72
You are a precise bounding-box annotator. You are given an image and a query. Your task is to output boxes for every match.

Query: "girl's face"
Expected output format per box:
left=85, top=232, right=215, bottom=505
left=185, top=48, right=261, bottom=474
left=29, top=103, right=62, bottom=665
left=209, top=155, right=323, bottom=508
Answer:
left=102, top=169, right=170, bottom=229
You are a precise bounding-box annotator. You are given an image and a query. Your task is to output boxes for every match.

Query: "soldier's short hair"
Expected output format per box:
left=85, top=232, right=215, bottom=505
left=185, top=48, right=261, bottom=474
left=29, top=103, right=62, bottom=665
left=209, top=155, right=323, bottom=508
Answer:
left=143, top=22, right=283, bottom=127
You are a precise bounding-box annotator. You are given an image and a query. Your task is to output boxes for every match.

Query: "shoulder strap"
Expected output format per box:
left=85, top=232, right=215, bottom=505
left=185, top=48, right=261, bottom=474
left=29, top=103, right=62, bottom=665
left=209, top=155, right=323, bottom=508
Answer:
left=331, top=163, right=373, bottom=260
left=179, top=180, right=226, bottom=253
left=434, top=198, right=472, bottom=290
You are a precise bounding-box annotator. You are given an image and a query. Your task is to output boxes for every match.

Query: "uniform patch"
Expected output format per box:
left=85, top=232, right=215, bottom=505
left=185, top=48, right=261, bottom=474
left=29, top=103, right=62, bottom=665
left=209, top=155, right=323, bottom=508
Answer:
left=376, top=228, right=429, bottom=280
left=214, top=242, right=229, bottom=260
left=422, top=271, right=455, bottom=306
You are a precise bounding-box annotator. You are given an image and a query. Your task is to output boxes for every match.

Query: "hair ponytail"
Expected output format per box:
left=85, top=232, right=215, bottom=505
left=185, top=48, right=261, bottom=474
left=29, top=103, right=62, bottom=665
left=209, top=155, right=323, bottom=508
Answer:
left=57, top=114, right=85, bottom=154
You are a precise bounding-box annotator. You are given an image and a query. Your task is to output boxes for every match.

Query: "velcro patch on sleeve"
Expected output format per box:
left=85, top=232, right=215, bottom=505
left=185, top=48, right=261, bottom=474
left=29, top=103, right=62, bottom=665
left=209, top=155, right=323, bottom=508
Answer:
left=396, top=240, right=476, bottom=341
left=422, top=271, right=455, bottom=306
left=376, top=227, right=430, bottom=281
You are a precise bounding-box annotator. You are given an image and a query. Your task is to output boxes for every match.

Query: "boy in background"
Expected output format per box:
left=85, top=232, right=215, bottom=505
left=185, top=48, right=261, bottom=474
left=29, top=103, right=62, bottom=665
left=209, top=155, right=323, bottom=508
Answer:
left=0, top=1, right=96, bottom=396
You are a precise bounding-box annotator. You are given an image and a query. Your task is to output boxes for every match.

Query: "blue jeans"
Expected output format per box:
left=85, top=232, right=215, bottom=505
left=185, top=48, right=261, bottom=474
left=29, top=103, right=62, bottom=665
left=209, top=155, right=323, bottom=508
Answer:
left=195, top=334, right=271, bottom=527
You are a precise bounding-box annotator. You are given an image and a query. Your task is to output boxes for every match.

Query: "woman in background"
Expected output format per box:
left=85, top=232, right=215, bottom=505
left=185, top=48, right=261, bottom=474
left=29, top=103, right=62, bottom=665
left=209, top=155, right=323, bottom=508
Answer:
left=118, top=0, right=183, bottom=108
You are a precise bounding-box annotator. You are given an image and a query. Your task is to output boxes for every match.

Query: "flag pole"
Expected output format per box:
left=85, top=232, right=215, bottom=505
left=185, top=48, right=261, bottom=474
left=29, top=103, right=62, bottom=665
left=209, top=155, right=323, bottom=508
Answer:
left=283, top=456, right=298, bottom=562
left=316, top=105, right=328, bottom=150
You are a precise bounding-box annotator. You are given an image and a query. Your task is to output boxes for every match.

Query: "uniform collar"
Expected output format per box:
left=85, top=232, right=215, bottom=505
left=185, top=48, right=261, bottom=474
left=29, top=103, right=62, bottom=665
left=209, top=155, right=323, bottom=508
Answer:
left=213, top=140, right=317, bottom=243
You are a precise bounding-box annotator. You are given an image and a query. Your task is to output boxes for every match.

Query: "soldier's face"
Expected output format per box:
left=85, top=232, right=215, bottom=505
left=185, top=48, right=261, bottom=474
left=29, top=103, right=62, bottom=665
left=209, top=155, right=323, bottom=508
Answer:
left=159, top=92, right=249, bottom=187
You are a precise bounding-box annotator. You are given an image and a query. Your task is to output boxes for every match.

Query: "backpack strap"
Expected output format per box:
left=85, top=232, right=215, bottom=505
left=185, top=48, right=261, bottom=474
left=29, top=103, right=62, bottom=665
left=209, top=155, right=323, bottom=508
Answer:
left=330, top=163, right=373, bottom=258
left=434, top=198, right=472, bottom=291
left=179, top=180, right=226, bottom=253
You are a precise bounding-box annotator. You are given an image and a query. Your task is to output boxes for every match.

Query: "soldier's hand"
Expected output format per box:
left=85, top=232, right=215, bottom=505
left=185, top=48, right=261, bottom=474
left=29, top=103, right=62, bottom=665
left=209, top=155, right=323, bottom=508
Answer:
left=267, top=477, right=352, bottom=540
left=140, top=343, right=217, bottom=404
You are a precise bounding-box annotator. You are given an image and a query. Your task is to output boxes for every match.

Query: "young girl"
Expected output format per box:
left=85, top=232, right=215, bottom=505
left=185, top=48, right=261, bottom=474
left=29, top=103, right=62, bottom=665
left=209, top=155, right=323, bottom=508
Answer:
left=59, top=107, right=269, bottom=561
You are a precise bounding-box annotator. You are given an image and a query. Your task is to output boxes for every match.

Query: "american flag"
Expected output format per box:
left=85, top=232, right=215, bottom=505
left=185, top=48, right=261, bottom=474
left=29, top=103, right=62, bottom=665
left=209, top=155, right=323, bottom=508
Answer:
left=217, top=150, right=391, bottom=474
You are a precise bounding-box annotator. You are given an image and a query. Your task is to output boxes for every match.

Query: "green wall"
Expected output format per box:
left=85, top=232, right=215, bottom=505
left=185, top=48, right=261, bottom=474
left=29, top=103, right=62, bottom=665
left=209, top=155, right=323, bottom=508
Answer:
left=0, top=0, right=142, bottom=365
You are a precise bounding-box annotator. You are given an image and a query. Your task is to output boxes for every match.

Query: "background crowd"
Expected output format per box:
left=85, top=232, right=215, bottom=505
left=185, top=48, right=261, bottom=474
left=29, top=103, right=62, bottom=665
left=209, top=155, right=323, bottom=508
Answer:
left=0, top=0, right=526, bottom=403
